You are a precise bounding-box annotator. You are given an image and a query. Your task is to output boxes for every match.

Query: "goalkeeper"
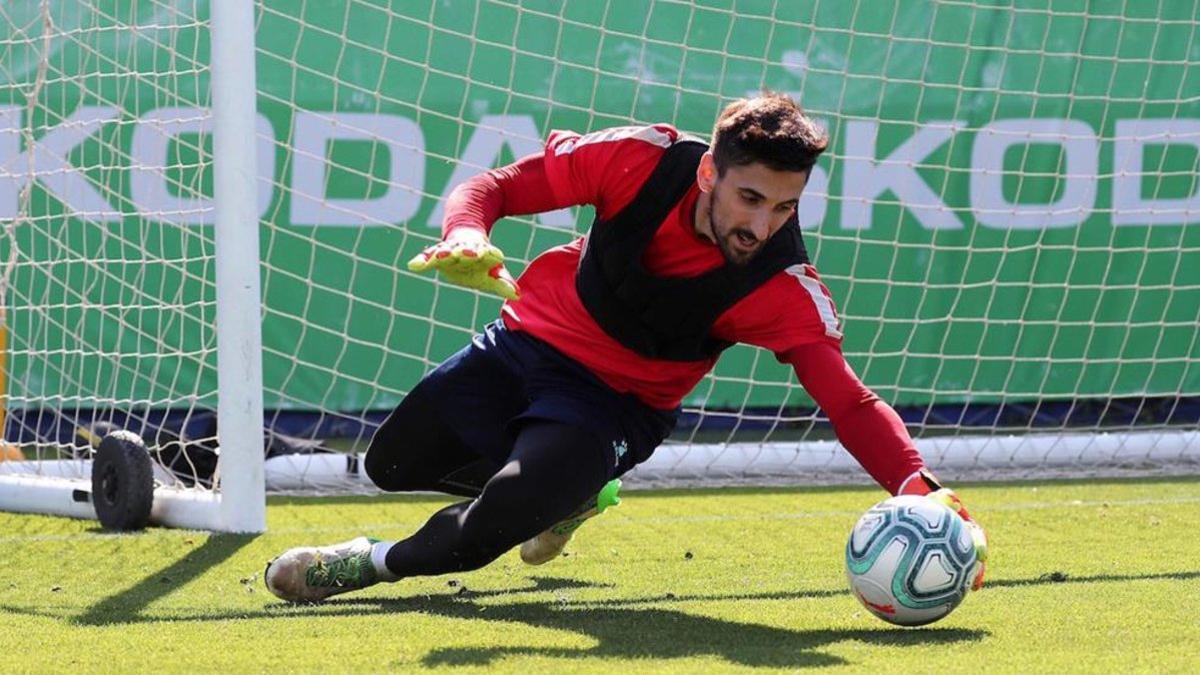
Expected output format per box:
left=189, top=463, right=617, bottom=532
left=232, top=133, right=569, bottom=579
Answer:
left=265, top=92, right=987, bottom=602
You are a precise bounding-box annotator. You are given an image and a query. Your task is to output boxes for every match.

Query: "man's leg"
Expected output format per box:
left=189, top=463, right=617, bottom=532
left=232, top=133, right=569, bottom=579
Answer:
left=382, top=421, right=611, bottom=576
left=362, top=378, right=501, bottom=498
left=519, top=477, right=622, bottom=565
left=264, top=420, right=610, bottom=602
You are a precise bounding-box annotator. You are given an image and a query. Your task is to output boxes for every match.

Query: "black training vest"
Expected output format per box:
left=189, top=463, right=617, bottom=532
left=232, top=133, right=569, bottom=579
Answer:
left=575, top=139, right=810, bottom=362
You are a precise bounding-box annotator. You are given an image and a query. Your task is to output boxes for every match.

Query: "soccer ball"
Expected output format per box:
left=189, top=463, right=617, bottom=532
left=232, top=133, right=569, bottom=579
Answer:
left=845, top=495, right=979, bottom=626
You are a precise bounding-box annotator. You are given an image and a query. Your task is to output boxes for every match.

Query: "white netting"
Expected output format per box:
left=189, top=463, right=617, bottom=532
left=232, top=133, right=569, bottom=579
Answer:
left=0, top=1, right=1197, bottom=518
left=0, top=0, right=221, bottom=480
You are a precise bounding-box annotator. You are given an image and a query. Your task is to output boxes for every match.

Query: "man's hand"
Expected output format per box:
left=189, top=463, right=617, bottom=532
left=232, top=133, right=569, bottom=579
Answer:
left=899, top=470, right=988, bottom=590
left=927, top=487, right=988, bottom=590
left=407, top=228, right=520, bottom=300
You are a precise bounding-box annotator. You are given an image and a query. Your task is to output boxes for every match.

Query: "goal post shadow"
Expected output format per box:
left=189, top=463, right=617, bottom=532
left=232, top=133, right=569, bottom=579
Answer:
left=72, top=533, right=258, bottom=627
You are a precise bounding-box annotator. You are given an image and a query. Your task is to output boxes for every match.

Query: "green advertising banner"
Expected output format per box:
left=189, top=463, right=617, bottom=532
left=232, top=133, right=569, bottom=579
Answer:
left=1, top=0, right=1197, bottom=415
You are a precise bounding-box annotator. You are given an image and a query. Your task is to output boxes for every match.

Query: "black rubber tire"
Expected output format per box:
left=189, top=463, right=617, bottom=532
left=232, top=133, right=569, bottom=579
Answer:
left=91, top=430, right=154, bottom=531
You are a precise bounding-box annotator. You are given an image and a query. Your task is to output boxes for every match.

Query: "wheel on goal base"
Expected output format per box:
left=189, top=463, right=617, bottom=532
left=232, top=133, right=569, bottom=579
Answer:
left=91, top=431, right=155, bottom=531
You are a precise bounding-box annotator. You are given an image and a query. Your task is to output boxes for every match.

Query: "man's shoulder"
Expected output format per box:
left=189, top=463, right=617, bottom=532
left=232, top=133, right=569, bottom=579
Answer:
left=548, top=124, right=684, bottom=157
left=541, top=124, right=702, bottom=216
left=745, top=263, right=844, bottom=340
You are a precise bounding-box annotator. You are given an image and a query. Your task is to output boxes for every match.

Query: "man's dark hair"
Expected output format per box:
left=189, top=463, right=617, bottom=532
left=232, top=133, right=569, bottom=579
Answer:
left=710, top=91, right=828, bottom=176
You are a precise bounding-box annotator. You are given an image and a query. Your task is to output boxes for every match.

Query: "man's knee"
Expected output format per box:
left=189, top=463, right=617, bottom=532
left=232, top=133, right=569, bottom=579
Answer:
left=362, top=438, right=406, bottom=491
left=363, top=390, right=487, bottom=494
left=362, top=397, right=427, bottom=491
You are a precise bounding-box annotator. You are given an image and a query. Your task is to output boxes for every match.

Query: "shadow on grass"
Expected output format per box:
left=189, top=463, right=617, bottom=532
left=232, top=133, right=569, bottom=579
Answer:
left=45, top=569, right=982, bottom=668
left=73, top=533, right=258, bottom=626
left=48, top=564, right=1199, bottom=627
left=259, top=587, right=979, bottom=669
left=404, top=595, right=984, bottom=669
left=18, top=566, right=1190, bottom=668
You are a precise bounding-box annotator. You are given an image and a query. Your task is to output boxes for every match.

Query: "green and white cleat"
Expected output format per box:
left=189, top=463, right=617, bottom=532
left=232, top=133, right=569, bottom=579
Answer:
left=520, top=479, right=621, bottom=565
left=264, top=536, right=379, bottom=603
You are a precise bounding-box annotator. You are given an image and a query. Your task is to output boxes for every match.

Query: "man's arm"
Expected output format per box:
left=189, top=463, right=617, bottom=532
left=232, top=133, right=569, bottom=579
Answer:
left=440, top=153, right=564, bottom=237
left=783, top=340, right=924, bottom=494
left=785, top=340, right=988, bottom=588
left=408, top=153, right=564, bottom=299
left=410, top=125, right=675, bottom=298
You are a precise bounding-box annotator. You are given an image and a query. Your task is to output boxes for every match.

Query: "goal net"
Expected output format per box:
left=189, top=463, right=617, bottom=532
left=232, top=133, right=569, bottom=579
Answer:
left=1, top=1, right=1197, bottom=527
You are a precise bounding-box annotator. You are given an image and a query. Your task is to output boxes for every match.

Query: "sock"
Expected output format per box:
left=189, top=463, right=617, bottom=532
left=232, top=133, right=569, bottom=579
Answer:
left=370, top=540, right=400, bottom=582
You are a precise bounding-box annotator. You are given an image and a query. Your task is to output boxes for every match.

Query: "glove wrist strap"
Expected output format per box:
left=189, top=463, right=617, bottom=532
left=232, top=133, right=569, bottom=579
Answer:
left=896, top=468, right=943, bottom=496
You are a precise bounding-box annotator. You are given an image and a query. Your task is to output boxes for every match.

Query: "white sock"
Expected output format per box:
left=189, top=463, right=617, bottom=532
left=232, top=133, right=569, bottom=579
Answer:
left=370, top=540, right=399, bottom=582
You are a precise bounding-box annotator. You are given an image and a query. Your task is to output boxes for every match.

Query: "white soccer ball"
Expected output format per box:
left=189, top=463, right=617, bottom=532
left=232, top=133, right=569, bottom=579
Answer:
left=845, top=495, right=979, bottom=626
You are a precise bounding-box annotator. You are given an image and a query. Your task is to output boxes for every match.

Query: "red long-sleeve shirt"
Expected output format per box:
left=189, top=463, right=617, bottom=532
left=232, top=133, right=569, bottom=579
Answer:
left=442, top=124, right=924, bottom=494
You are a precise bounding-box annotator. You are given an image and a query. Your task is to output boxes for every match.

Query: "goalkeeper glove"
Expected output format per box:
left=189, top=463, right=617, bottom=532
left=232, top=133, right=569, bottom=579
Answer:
left=899, top=469, right=989, bottom=591
left=407, top=227, right=520, bottom=300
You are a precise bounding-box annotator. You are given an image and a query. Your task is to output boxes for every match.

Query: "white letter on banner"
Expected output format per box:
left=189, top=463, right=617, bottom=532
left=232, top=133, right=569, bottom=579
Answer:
left=291, top=112, right=424, bottom=226
left=430, top=114, right=573, bottom=229
left=797, top=164, right=828, bottom=229
left=129, top=107, right=275, bottom=225
left=0, top=106, right=18, bottom=218
left=0, top=105, right=121, bottom=220
left=1112, top=119, right=1200, bottom=226
left=971, top=119, right=1098, bottom=229
left=841, top=120, right=964, bottom=230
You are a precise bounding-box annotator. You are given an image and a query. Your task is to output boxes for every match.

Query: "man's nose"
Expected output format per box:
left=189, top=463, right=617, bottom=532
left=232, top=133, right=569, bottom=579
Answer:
left=748, top=211, right=771, bottom=239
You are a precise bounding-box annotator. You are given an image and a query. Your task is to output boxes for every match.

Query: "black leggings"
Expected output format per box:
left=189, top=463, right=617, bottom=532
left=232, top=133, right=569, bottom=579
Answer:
left=363, top=393, right=611, bottom=577
left=363, top=382, right=499, bottom=498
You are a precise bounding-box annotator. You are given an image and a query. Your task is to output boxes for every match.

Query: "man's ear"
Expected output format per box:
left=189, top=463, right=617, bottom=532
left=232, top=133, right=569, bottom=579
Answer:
left=697, top=152, right=717, bottom=193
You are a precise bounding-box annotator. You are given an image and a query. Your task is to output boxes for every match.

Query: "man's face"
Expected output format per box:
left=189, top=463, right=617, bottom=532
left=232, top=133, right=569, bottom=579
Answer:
left=703, top=159, right=809, bottom=266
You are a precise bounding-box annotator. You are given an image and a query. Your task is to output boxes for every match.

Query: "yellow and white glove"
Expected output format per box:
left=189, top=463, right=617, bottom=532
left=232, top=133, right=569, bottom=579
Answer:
left=407, top=227, right=519, bottom=300
left=900, top=470, right=989, bottom=590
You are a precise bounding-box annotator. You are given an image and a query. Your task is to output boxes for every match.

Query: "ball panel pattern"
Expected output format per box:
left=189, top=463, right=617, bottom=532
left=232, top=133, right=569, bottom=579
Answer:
left=845, top=495, right=978, bottom=626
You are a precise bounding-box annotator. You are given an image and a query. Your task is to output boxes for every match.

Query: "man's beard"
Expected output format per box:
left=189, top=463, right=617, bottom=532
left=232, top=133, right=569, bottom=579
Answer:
left=708, top=193, right=762, bottom=267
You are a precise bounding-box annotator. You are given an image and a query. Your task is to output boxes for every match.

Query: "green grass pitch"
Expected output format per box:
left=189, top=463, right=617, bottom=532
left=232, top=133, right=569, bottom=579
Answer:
left=2, top=477, right=1197, bottom=672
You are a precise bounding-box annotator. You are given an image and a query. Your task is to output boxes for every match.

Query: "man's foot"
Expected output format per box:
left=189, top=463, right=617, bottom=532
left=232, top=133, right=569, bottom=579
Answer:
left=264, top=536, right=380, bottom=602
left=520, top=479, right=621, bottom=565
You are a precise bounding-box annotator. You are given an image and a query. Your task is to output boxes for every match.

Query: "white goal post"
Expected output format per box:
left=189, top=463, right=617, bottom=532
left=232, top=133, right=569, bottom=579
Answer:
left=0, top=1, right=1197, bottom=531
left=208, top=0, right=264, bottom=532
